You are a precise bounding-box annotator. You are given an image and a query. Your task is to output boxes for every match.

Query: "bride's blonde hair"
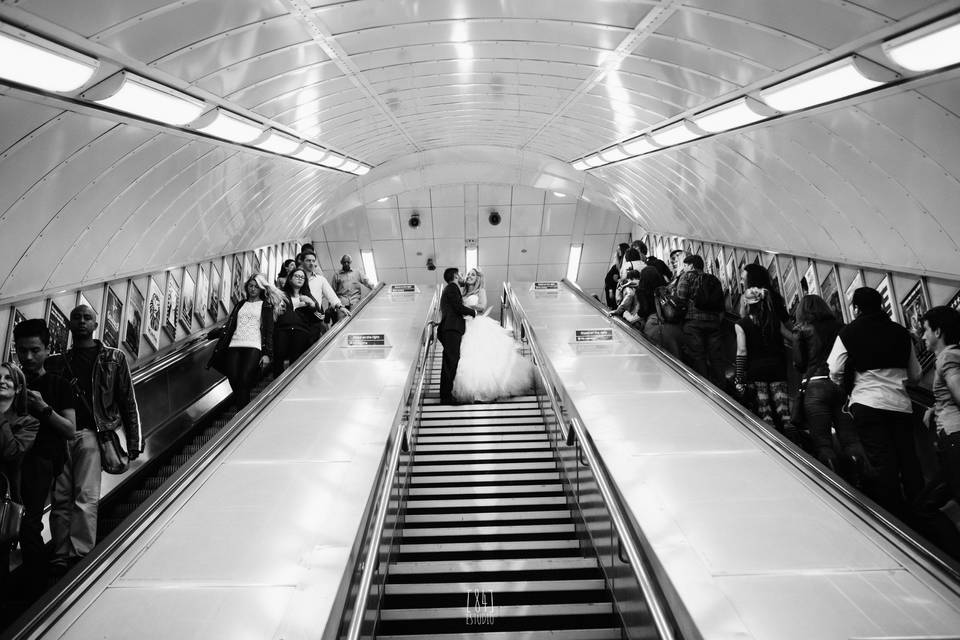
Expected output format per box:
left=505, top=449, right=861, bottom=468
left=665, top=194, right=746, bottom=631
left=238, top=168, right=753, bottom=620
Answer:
left=463, top=268, right=484, bottom=297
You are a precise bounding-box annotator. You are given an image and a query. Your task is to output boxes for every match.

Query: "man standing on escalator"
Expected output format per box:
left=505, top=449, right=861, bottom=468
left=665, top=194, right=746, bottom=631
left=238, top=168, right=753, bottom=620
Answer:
left=47, top=305, right=142, bottom=573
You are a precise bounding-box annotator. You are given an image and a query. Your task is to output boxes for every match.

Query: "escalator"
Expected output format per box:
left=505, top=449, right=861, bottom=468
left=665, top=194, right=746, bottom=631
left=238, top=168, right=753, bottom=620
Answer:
left=374, top=350, right=624, bottom=639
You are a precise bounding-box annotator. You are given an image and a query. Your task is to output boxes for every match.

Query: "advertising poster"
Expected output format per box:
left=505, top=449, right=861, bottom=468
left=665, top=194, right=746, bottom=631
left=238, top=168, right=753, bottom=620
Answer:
left=819, top=267, right=843, bottom=322
left=845, top=271, right=864, bottom=319
left=766, top=254, right=781, bottom=295
left=210, top=263, right=223, bottom=321
left=180, top=269, right=195, bottom=333
left=801, top=262, right=819, bottom=296
left=877, top=275, right=894, bottom=320
left=124, top=283, right=144, bottom=358
left=230, top=256, right=243, bottom=306
left=163, top=272, right=180, bottom=340
left=901, top=281, right=935, bottom=371
left=715, top=247, right=726, bottom=287
left=242, top=253, right=252, bottom=283
left=949, top=288, right=960, bottom=313
left=5, top=309, right=26, bottom=364
left=46, top=302, right=69, bottom=355
left=103, top=287, right=123, bottom=348
left=780, top=257, right=800, bottom=317
left=195, top=265, right=209, bottom=327
left=145, top=276, right=163, bottom=350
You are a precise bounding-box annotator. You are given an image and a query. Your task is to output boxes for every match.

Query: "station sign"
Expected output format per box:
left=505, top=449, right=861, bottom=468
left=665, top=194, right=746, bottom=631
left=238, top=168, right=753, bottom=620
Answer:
left=346, top=333, right=386, bottom=347
left=575, top=328, right=613, bottom=343
left=390, top=284, right=417, bottom=293
left=532, top=281, right=559, bottom=291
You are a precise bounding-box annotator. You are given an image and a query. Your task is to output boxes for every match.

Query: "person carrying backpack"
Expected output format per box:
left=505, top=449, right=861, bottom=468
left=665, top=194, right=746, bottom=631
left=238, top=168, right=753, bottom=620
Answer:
left=674, top=255, right=726, bottom=386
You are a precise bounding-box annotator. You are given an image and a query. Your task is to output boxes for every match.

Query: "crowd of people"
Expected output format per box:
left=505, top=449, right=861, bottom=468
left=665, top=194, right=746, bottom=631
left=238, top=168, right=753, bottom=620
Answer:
left=0, top=244, right=374, bottom=612
left=605, top=240, right=960, bottom=559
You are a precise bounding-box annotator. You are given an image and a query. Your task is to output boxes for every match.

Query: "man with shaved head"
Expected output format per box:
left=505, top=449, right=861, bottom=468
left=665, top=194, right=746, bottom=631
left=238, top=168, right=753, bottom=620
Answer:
left=46, top=304, right=141, bottom=572
left=333, top=254, right=376, bottom=311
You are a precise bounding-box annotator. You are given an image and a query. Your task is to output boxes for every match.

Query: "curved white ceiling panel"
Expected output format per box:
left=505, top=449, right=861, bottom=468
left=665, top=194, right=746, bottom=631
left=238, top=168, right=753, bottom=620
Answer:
left=2, top=0, right=960, bottom=306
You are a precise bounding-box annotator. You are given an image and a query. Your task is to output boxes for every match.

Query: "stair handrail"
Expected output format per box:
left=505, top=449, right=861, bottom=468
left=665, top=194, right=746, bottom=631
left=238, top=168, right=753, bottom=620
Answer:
left=502, top=282, right=681, bottom=640
left=5, top=284, right=387, bottom=640
left=337, top=286, right=441, bottom=640
left=561, top=277, right=960, bottom=595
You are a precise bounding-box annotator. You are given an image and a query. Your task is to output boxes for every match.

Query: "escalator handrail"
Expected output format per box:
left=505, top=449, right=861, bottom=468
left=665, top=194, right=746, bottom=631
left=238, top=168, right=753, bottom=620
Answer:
left=6, top=285, right=386, bottom=640
left=129, top=319, right=226, bottom=384
left=503, top=283, right=680, bottom=640
left=341, top=287, right=441, bottom=640
left=561, top=277, right=960, bottom=594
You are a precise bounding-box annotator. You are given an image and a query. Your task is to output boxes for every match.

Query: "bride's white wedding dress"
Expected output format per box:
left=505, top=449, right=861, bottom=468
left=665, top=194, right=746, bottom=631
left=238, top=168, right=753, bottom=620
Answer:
left=453, top=293, right=534, bottom=402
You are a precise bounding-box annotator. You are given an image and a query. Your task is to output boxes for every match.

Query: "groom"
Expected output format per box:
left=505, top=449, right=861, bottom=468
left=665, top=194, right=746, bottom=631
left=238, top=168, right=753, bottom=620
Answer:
left=438, top=267, right=477, bottom=404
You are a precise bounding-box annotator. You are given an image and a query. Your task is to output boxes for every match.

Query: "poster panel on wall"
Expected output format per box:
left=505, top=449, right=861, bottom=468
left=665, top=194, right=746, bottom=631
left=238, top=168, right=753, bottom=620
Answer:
left=877, top=275, right=894, bottom=320
left=144, top=277, right=163, bottom=350
left=845, top=271, right=864, bottom=319
left=195, top=265, right=209, bottom=327
left=180, top=269, right=195, bottom=333
left=230, top=256, right=243, bottom=306
left=163, top=272, right=180, bottom=340
left=801, top=262, right=819, bottom=296
left=5, top=309, right=27, bottom=363
left=209, top=263, right=223, bottom=321
left=124, top=283, right=144, bottom=358
left=901, top=280, right=935, bottom=371
left=766, top=254, right=781, bottom=295
left=102, top=287, right=123, bottom=348
left=819, top=267, right=844, bottom=322
left=46, top=302, right=69, bottom=355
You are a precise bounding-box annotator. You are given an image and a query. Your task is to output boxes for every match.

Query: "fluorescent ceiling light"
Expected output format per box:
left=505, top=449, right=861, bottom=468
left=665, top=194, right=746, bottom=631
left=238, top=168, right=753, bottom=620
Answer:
left=355, top=165, right=370, bottom=175
left=194, top=108, right=262, bottom=143
left=465, top=246, right=478, bottom=272
left=319, top=152, right=344, bottom=168
left=883, top=13, right=960, bottom=72
left=552, top=192, right=566, bottom=198
left=339, top=159, right=361, bottom=173
left=292, top=143, right=326, bottom=163
left=377, top=196, right=390, bottom=203
left=650, top=120, right=704, bottom=146
left=360, top=250, right=378, bottom=284
left=599, top=146, right=629, bottom=163
left=572, top=159, right=589, bottom=171
left=584, top=154, right=604, bottom=167
left=83, top=72, right=204, bottom=125
left=693, top=97, right=777, bottom=133
left=566, top=244, right=583, bottom=282
left=759, top=56, right=896, bottom=112
left=0, top=26, right=98, bottom=92
left=621, top=135, right=657, bottom=155
left=253, top=129, right=300, bottom=154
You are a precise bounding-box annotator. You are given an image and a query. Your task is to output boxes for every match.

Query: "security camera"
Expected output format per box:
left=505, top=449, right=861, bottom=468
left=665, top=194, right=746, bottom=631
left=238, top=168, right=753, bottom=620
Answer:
left=409, top=211, right=420, bottom=228
left=426, top=258, right=436, bottom=271
left=488, top=210, right=501, bottom=226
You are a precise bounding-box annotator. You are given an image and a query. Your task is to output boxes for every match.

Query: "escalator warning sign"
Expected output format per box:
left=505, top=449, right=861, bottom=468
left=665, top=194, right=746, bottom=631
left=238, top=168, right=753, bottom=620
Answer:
left=347, top=333, right=386, bottom=347
left=575, top=328, right=613, bottom=342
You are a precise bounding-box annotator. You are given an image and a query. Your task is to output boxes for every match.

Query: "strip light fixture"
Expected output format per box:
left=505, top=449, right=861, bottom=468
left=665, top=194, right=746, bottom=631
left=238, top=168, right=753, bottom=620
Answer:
left=0, top=25, right=98, bottom=92
left=253, top=129, right=300, bottom=155
left=882, top=12, right=960, bottom=72
left=194, top=108, right=262, bottom=143
left=692, top=97, right=777, bottom=133
left=622, top=135, right=658, bottom=156
left=759, top=56, right=897, bottom=112
left=354, top=165, right=371, bottom=175
left=650, top=120, right=704, bottom=146
left=83, top=71, right=205, bottom=126
left=360, top=250, right=378, bottom=284
left=319, top=152, right=345, bottom=169
left=566, top=244, right=583, bottom=282
left=292, top=142, right=327, bottom=163
left=465, top=245, right=478, bottom=272
left=598, top=146, right=629, bottom=163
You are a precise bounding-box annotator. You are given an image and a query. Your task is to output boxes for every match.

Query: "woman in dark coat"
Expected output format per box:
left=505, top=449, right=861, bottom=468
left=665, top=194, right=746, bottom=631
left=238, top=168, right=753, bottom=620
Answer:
left=207, top=274, right=283, bottom=406
left=273, top=267, right=321, bottom=375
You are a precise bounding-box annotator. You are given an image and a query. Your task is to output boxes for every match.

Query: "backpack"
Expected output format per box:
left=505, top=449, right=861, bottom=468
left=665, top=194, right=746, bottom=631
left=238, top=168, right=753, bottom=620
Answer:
left=693, top=272, right=725, bottom=312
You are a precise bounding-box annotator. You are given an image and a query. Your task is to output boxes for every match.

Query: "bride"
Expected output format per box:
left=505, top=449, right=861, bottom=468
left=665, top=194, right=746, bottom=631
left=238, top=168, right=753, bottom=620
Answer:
left=453, top=268, right=534, bottom=402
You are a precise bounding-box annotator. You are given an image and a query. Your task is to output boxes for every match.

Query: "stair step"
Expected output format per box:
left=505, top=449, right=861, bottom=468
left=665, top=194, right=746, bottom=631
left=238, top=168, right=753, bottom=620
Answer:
left=401, top=524, right=575, bottom=538
left=416, top=425, right=548, bottom=435
left=407, top=497, right=567, bottom=509
left=384, top=578, right=605, bottom=594
left=409, top=484, right=563, bottom=497
left=413, top=462, right=557, bottom=474
left=411, top=472, right=561, bottom=485
left=377, top=630, right=620, bottom=640
left=399, top=540, right=580, bottom=554
left=404, top=510, right=571, bottom=524
left=421, top=401, right=540, bottom=412
left=421, top=396, right=539, bottom=406
left=416, top=442, right=551, bottom=452
left=380, top=602, right=612, bottom=621
left=388, top=557, right=598, bottom=575
left=421, top=409, right=543, bottom=419
left=419, top=417, right=545, bottom=427
left=412, top=452, right=553, bottom=463
left=417, top=434, right=549, bottom=444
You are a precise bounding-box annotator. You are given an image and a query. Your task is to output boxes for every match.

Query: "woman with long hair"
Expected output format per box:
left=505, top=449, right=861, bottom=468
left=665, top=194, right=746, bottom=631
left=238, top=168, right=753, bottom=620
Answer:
left=742, top=263, right=792, bottom=337
left=206, top=274, right=283, bottom=406
left=274, top=267, right=321, bottom=375
left=793, top=295, right=860, bottom=470
left=605, top=243, right=630, bottom=309
left=275, top=258, right=297, bottom=289
left=734, top=287, right=793, bottom=435
left=0, top=361, right=39, bottom=599
left=452, top=268, right=533, bottom=402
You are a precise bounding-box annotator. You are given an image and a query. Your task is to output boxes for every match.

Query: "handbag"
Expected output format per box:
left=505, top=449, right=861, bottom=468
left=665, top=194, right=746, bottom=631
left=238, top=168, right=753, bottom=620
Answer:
left=0, top=473, right=24, bottom=543
left=791, top=377, right=808, bottom=426
left=654, top=286, right=686, bottom=324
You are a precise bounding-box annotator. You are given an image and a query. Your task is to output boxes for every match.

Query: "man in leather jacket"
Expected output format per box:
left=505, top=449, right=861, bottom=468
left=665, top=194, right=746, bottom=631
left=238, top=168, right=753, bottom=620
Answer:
left=46, top=305, right=141, bottom=571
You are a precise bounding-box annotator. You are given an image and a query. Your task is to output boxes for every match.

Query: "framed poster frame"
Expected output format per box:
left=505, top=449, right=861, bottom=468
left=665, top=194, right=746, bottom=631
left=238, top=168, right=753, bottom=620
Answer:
left=46, top=301, right=69, bottom=355
left=5, top=308, right=27, bottom=364
left=209, top=262, right=223, bottom=321
left=163, top=271, right=180, bottom=341
left=819, top=264, right=845, bottom=322
left=195, top=264, right=209, bottom=327
left=123, top=281, right=144, bottom=358
left=102, top=286, right=123, bottom=349
left=901, top=279, right=935, bottom=371
left=801, top=261, right=819, bottom=297
left=180, top=268, right=195, bottom=334
left=144, top=276, right=163, bottom=350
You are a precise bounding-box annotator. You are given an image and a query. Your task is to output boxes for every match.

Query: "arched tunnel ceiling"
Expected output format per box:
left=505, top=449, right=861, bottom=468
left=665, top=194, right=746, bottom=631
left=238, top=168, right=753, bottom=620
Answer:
left=2, top=0, right=960, bottom=301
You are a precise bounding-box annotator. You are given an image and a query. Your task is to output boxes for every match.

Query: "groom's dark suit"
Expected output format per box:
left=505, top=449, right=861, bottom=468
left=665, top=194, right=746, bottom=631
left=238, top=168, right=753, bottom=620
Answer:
left=438, top=281, right=476, bottom=403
